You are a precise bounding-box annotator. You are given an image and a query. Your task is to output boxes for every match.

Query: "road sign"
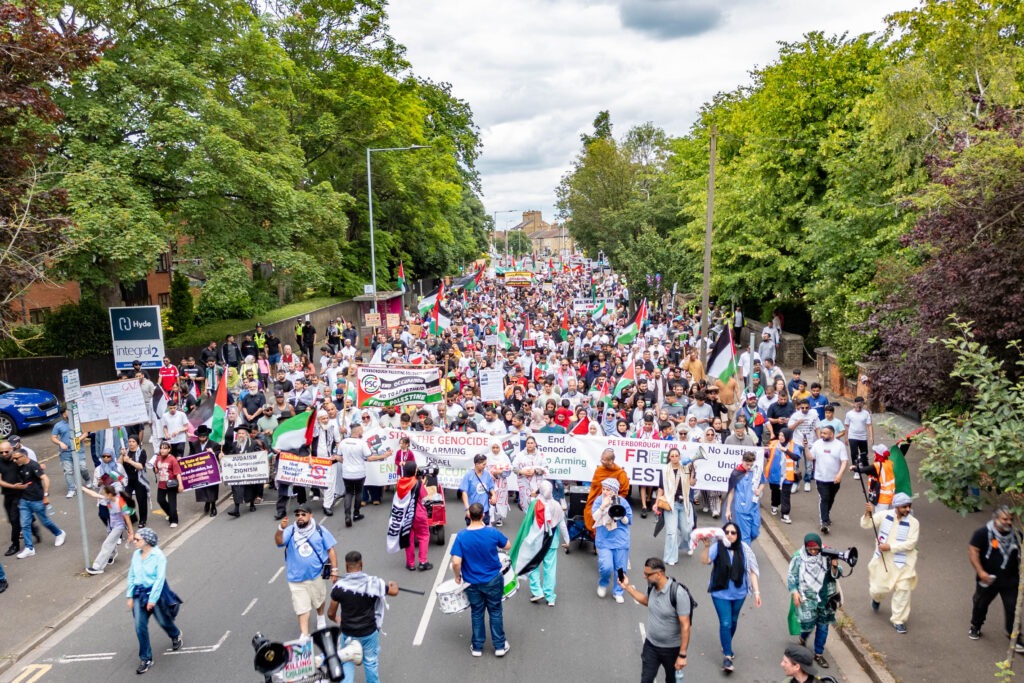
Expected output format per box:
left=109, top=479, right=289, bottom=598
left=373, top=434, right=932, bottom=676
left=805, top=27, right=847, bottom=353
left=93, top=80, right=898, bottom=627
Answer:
left=61, top=369, right=82, bottom=402
left=363, top=284, right=374, bottom=295
left=108, top=305, right=165, bottom=370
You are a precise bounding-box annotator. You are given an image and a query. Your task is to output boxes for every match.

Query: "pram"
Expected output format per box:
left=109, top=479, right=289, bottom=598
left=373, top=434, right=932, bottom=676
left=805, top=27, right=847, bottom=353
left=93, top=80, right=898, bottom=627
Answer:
left=565, top=485, right=593, bottom=553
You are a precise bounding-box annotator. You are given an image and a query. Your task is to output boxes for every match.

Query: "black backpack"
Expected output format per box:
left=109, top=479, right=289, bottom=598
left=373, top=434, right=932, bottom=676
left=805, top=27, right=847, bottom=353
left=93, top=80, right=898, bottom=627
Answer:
left=647, top=577, right=698, bottom=622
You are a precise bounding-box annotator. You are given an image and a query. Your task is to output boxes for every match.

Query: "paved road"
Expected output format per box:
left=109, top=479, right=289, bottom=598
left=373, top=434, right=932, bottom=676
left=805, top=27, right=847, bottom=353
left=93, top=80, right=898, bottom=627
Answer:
left=2, top=480, right=864, bottom=683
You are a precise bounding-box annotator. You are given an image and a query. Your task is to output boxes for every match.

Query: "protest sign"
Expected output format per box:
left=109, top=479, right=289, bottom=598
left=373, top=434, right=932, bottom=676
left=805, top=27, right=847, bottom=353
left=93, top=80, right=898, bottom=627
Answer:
left=221, top=451, right=271, bottom=486
left=503, top=271, right=533, bottom=287
left=178, top=450, right=221, bottom=491
left=356, top=365, right=442, bottom=407
left=275, top=452, right=336, bottom=490
left=77, top=379, right=149, bottom=431
left=479, top=369, right=505, bottom=402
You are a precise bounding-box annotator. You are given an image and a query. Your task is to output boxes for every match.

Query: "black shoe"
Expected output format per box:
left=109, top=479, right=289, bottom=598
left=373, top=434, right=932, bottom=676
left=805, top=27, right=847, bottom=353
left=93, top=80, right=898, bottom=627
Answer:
left=353, top=514, right=365, bottom=521
left=171, top=632, right=183, bottom=651
left=203, top=502, right=211, bottom=514
left=871, top=599, right=880, bottom=612
left=322, top=507, right=334, bottom=517
left=138, top=522, right=146, bottom=528
left=820, top=524, right=830, bottom=535
left=210, top=505, right=217, bottom=517
left=227, top=507, right=240, bottom=518
left=407, top=564, right=417, bottom=571
left=136, top=660, right=152, bottom=675
left=0, top=578, right=8, bottom=594
left=640, top=508, right=648, bottom=519
left=345, top=517, right=352, bottom=528
left=249, top=503, right=256, bottom=512
left=274, top=513, right=286, bottom=521
left=4, top=544, right=18, bottom=557
left=969, top=627, right=981, bottom=640
left=814, top=654, right=829, bottom=669
left=418, top=562, right=434, bottom=571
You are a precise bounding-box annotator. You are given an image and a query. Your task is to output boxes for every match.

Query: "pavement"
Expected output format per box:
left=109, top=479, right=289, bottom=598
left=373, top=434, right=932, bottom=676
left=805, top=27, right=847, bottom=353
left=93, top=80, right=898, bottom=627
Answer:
left=0, top=362, right=1008, bottom=682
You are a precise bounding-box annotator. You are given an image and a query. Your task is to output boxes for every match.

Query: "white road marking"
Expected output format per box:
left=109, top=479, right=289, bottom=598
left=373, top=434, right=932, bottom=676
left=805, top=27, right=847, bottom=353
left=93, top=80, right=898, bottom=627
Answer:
left=12, top=664, right=52, bottom=682
left=164, top=629, right=230, bottom=655
left=412, top=533, right=457, bottom=646
left=58, top=652, right=116, bottom=663
left=241, top=597, right=258, bottom=616
left=268, top=566, right=284, bottom=584
left=638, top=622, right=646, bottom=644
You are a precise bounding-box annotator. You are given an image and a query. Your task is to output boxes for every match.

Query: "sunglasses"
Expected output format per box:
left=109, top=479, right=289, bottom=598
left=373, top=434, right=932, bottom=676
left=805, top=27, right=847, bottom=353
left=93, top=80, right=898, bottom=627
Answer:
left=724, top=529, right=738, bottom=536
left=294, top=512, right=311, bottom=517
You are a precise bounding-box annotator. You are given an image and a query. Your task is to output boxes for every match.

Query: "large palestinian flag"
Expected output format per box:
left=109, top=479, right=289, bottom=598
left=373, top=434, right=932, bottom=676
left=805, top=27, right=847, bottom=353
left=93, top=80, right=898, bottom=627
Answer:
left=707, top=328, right=737, bottom=382
left=615, top=299, right=648, bottom=346
left=509, top=498, right=555, bottom=576
left=272, top=410, right=317, bottom=452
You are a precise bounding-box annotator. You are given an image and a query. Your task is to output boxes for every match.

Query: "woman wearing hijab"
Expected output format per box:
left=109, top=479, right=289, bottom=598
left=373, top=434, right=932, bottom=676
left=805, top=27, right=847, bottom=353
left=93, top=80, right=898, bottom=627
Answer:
left=592, top=477, right=632, bottom=603
left=526, top=480, right=570, bottom=606
left=600, top=408, right=618, bottom=437
left=700, top=521, right=761, bottom=673
left=91, top=447, right=129, bottom=527
left=126, top=527, right=183, bottom=674
left=764, top=428, right=802, bottom=524
left=487, top=442, right=513, bottom=527
left=787, top=532, right=841, bottom=670
left=122, top=435, right=151, bottom=528
left=513, top=436, right=548, bottom=512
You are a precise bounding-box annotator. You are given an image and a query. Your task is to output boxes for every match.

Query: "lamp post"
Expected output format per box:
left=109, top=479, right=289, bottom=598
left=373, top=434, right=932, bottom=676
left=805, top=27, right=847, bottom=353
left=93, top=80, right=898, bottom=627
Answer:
left=366, top=145, right=430, bottom=315
left=492, top=209, right=519, bottom=263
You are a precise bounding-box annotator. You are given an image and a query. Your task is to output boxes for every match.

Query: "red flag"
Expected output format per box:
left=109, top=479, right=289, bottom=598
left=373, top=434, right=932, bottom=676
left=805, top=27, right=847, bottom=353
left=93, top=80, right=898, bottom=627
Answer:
left=570, top=415, right=590, bottom=435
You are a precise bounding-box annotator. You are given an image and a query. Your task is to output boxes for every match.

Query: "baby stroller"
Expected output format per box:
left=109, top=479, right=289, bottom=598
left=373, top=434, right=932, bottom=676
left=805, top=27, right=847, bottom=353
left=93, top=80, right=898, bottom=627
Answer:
left=565, top=485, right=594, bottom=553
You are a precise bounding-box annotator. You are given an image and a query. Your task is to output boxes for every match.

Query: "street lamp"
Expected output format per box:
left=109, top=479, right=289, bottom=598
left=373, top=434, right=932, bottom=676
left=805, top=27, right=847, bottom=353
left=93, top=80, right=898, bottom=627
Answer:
left=492, top=209, right=519, bottom=263
left=366, top=145, right=430, bottom=315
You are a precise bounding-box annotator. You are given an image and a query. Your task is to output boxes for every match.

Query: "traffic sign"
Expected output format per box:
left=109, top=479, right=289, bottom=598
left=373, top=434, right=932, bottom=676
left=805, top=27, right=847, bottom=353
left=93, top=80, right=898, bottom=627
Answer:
left=61, top=369, right=82, bottom=402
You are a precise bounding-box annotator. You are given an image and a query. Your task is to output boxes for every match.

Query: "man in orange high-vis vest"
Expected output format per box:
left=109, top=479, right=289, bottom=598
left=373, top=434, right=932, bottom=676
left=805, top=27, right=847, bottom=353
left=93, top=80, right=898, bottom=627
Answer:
left=867, top=444, right=896, bottom=511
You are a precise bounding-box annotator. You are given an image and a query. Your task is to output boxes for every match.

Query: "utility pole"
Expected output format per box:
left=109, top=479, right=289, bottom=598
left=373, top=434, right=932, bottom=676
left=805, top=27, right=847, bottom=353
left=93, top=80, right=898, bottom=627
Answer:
left=699, top=125, right=717, bottom=367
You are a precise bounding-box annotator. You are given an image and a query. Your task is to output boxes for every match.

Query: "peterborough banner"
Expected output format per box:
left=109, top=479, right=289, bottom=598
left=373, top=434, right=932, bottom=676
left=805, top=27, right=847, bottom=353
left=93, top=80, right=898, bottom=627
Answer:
left=275, top=452, right=337, bottom=490
left=359, top=429, right=763, bottom=492
left=221, top=451, right=271, bottom=486
left=178, top=450, right=221, bottom=491
left=356, top=365, right=442, bottom=407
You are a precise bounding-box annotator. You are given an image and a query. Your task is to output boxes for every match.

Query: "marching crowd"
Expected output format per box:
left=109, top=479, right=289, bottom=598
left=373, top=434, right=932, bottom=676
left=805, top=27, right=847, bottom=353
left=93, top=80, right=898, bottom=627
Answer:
left=0, top=261, right=1018, bottom=682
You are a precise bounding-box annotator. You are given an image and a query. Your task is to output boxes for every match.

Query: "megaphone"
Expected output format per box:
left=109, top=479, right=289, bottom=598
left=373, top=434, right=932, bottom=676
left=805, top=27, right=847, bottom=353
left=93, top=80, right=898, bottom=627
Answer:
left=311, top=625, right=363, bottom=682
left=252, top=632, right=288, bottom=677
left=821, top=545, right=858, bottom=568
left=608, top=503, right=627, bottom=521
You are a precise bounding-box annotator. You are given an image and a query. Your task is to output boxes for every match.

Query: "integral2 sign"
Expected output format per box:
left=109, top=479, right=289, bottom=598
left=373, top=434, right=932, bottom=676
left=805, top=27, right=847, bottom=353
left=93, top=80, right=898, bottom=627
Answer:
left=109, top=305, right=165, bottom=370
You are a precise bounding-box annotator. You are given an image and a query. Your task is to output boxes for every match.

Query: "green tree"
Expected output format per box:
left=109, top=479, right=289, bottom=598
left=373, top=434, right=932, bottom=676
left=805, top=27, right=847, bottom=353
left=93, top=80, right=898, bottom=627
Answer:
left=167, top=271, right=194, bottom=335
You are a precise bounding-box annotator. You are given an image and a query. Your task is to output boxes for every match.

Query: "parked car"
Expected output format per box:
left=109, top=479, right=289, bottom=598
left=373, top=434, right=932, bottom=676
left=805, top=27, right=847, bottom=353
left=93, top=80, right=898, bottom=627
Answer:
left=0, top=379, right=60, bottom=438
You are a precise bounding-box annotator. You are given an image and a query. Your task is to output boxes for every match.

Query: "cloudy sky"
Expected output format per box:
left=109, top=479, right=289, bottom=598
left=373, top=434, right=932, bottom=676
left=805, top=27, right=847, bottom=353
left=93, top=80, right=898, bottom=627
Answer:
left=388, top=0, right=918, bottom=230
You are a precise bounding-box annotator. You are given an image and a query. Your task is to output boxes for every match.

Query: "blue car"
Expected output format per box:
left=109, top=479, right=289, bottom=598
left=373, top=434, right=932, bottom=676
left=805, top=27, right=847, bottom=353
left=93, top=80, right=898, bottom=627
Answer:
left=0, top=379, right=60, bottom=438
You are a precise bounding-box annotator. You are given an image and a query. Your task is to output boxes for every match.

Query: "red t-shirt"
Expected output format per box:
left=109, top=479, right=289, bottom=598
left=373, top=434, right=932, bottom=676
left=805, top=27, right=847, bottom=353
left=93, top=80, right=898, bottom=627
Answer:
left=159, top=365, right=179, bottom=392
left=155, top=455, right=182, bottom=490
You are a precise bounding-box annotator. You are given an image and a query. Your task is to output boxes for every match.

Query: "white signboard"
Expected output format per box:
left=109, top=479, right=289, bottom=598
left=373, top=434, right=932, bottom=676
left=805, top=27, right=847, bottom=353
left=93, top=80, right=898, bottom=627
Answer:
left=109, top=305, right=165, bottom=370
left=77, top=379, right=150, bottom=429
left=479, top=369, right=505, bottom=402
left=221, top=451, right=271, bottom=486
left=61, top=369, right=82, bottom=402
left=572, top=298, right=614, bottom=315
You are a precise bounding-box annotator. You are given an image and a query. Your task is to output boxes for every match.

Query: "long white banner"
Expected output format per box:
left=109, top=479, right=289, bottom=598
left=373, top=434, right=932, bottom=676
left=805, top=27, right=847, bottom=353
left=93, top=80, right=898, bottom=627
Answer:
left=359, top=429, right=763, bottom=492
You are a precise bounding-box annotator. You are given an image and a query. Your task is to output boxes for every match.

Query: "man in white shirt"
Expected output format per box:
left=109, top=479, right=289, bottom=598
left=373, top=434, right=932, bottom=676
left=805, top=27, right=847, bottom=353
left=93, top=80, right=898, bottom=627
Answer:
left=161, top=404, right=190, bottom=457
left=843, top=397, right=874, bottom=480
left=809, top=425, right=848, bottom=535
left=336, top=423, right=390, bottom=527
left=788, top=399, right=821, bottom=491
left=480, top=406, right=508, bottom=436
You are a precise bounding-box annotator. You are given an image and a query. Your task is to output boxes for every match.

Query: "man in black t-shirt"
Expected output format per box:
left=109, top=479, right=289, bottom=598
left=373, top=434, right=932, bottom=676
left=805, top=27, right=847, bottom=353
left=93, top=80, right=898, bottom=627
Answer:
left=12, top=449, right=65, bottom=558
left=969, top=506, right=1022, bottom=642
left=327, top=550, right=399, bottom=681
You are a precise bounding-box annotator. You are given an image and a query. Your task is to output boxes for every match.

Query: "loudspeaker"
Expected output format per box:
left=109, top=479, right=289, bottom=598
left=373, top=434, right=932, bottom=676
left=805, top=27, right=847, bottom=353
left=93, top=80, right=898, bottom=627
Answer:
left=252, top=633, right=288, bottom=676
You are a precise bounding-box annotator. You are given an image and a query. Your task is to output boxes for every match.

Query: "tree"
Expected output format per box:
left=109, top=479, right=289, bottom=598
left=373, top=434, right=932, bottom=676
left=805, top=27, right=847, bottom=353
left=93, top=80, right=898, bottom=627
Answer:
left=0, top=2, right=101, bottom=340
left=168, top=271, right=194, bottom=335
left=917, top=320, right=1024, bottom=677
left=493, top=231, right=532, bottom=257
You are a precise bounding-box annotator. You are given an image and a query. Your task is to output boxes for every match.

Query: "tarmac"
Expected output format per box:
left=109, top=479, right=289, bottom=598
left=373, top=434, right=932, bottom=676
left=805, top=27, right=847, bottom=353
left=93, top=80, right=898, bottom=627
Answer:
left=0, top=363, right=1017, bottom=682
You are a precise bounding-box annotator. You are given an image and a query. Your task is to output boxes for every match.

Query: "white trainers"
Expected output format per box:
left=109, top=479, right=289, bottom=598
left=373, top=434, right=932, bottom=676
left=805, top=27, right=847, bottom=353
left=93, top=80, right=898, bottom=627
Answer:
left=596, top=585, right=607, bottom=598
left=66, top=490, right=76, bottom=499
left=86, top=566, right=104, bottom=575
left=495, top=642, right=511, bottom=657
left=169, top=523, right=178, bottom=528
left=791, top=484, right=798, bottom=493
left=16, top=547, right=35, bottom=559
left=770, top=506, right=779, bottom=516
left=781, top=515, right=792, bottom=524
left=687, top=548, right=694, bottom=556
left=613, top=594, right=624, bottom=604
left=54, top=531, right=67, bottom=547
left=803, top=482, right=811, bottom=492
left=853, top=472, right=861, bottom=480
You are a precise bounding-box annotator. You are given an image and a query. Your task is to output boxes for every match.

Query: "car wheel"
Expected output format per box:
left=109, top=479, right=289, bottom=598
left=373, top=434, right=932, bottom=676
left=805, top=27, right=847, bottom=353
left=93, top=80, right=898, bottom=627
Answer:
left=0, top=413, right=15, bottom=438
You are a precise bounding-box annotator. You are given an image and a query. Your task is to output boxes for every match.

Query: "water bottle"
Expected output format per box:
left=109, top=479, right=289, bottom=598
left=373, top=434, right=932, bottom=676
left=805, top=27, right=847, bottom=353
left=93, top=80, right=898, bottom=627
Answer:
left=46, top=503, right=55, bottom=515
left=675, top=667, right=685, bottom=682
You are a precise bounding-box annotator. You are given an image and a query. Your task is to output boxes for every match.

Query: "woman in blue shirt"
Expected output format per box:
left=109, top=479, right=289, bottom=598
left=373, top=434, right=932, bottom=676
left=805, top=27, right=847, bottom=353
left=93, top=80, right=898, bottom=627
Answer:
left=700, top=522, right=761, bottom=674
left=126, top=527, right=182, bottom=674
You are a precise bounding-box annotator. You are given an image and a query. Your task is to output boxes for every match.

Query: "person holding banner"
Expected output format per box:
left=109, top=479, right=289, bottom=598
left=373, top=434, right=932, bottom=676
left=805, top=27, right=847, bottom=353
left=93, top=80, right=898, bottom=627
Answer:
left=487, top=442, right=513, bottom=527
left=226, top=426, right=263, bottom=519
left=338, top=423, right=392, bottom=528
left=154, top=442, right=183, bottom=528
left=724, top=451, right=764, bottom=543
left=656, top=447, right=696, bottom=566
left=513, top=436, right=548, bottom=512
left=190, top=426, right=221, bottom=518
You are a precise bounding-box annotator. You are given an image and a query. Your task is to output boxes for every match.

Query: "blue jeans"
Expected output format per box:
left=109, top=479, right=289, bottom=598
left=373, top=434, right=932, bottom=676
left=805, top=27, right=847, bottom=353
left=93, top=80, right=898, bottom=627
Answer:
left=801, top=623, right=829, bottom=656
left=663, top=500, right=694, bottom=563
left=0, top=558, right=6, bottom=581
left=59, top=451, right=89, bottom=493
left=712, top=596, right=746, bottom=657
left=341, top=631, right=379, bottom=683
left=597, top=546, right=629, bottom=597
left=133, top=598, right=180, bottom=662
left=19, top=499, right=62, bottom=550
left=465, top=573, right=505, bottom=652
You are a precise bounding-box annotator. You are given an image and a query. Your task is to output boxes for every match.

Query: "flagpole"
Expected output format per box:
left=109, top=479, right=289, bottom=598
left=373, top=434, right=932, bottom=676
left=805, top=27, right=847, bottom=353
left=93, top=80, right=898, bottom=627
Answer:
left=699, top=125, right=717, bottom=367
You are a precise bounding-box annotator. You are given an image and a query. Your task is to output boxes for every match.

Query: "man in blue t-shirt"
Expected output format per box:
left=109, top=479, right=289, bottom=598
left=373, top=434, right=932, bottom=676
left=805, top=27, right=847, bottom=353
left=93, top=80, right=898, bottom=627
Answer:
left=275, top=503, right=338, bottom=637
left=451, top=503, right=511, bottom=657
left=459, top=454, right=496, bottom=526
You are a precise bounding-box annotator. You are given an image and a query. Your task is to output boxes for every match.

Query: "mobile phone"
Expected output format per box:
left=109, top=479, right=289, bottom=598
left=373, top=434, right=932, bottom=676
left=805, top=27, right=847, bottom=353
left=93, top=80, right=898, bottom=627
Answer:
left=617, top=568, right=625, bottom=583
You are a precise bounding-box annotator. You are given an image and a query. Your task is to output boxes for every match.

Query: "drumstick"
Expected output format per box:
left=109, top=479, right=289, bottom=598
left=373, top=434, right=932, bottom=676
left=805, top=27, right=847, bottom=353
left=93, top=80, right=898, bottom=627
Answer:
left=398, top=587, right=426, bottom=595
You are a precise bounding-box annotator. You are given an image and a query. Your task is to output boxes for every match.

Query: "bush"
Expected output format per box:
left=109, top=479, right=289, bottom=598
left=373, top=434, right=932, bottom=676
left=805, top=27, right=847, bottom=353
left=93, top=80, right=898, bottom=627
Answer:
left=196, top=263, right=265, bottom=325
left=168, top=271, right=194, bottom=334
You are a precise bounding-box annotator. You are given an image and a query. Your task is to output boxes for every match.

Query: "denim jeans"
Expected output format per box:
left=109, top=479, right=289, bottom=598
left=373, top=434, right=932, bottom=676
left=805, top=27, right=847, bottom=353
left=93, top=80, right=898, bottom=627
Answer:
left=663, top=500, right=694, bottom=563
left=465, top=573, right=505, bottom=652
left=341, top=631, right=379, bottom=683
left=712, top=595, right=746, bottom=657
left=18, top=499, right=62, bottom=550
left=59, top=452, right=89, bottom=493
left=0, top=558, right=6, bottom=581
left=133, top=598, right=181, bottom=661
left=801, top=622, right=829, bottom=656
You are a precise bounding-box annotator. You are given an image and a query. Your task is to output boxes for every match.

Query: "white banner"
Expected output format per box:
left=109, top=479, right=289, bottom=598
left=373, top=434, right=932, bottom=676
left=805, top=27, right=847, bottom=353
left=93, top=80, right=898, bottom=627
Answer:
left=478, top=370, right=505, bottom=402
left=275, top=452, right=337, bottom=490
left=572, top=297, right=613, bottom=314
left=221, top=451, right=271, bottom=486
left=360, top=428, right=762, bottom=493
left=77, top=379, right=149, bottom=428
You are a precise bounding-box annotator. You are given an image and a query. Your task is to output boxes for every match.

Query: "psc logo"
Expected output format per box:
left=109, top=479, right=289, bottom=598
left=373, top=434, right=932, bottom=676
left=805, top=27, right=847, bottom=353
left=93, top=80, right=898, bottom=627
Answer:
left=360, top=374, right=381, bottom=395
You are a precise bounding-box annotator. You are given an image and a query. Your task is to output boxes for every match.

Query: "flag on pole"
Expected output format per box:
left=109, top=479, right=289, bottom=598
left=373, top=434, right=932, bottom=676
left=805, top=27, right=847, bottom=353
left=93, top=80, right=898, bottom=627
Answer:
left=430, top=282, right=450, bottom=335
left=272, top=411, right=316, bottom=452
left=369, top=344, right=385, bottom=365
left=570, top=415, right=590, bottom=435
left=590, top=276, right=597, bottom=301
left=615, top=299, right=648, bottom=346
left=707, top=328, right=737, bottom=382
left=614, top=353, right=635, bottom=396
left=209, top=375, right=228, bottom=444
left=590, top=301, right=607, bottom=323
left=559, top=310, right=569, bottom=341
left=509, top=498, right=555, bottom=576
left=397, top=262, right=407, bottom=294
left=497, top=312, right=511, bottom=350
left=417, top=287, right=439, bottom=316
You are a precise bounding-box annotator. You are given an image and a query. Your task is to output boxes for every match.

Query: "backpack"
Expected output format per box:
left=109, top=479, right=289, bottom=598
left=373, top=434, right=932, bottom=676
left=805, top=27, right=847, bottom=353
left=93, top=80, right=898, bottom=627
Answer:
left=647, top=577, right=698, bottom=622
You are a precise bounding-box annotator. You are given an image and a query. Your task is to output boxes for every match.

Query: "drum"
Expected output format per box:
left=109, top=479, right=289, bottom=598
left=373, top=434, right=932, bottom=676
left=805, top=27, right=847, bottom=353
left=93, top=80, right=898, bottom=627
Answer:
left=498, top=552, right=518, bottom=600
left=436, top=579, right=469, bottom=614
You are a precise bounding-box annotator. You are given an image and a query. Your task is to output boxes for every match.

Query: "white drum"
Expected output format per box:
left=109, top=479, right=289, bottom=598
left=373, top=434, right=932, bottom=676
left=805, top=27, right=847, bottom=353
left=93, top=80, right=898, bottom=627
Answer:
left=498, top=552, right=518, bottom=601
left=436, top=579, right=469, bottom=614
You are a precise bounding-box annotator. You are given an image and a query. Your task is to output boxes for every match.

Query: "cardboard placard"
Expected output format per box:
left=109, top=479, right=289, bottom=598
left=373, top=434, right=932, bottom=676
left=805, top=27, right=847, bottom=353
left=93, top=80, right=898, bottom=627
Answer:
left=386, top=313, right=400, bottom=329
left=78, top=378, right=150, bottom=432
left=365, top=312, right=382, bottom=328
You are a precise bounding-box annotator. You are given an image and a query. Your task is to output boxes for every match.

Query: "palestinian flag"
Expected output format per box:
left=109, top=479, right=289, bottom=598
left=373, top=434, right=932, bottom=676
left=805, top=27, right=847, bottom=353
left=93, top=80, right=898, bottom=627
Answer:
left=397, top=262, right=407, bottom=294
left=614, top=354, right=635, bottom=397
left=418, top=287, right=439, bottom=316
left=151, top=386, right=168, bottom=422
left=559, top=310, right=569, bottom=341
left=189, top=378, right=229, bottom=443
left=890, top=440, right=914, bottom=497
left=497, top=312, right=511, bottom=350
left=707, top=328, right=737, bottom=382
left=429, top=282, right=450, bottom=335
left=590, top=276, right=597, bottom=301
left=570, top=415, right=590, bottom=435
left=386, top=476, right=419, bottom=554
left=509, top=498, right=555, bottom=576
left=272, top=409, right=317, bottom=452
left=615, top=299, right=648, bottom=346
left=465, top=266, right=484, bottom=292
left=591, top=301, right=608, bottom=322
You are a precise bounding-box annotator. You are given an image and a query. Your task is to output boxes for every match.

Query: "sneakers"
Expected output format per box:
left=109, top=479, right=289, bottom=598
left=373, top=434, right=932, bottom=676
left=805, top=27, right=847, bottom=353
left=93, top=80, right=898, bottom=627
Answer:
left=820, top=524, right=830, bottom=535
left=894, top=623, right=907, bottom=634
left=853, top=472, right=861, bottom=480
left=871, top=600, right=880, bottom=612
left=804, top=482, right=811, bottom=492
left=596, top=585, right=607, bottom=598
left=770, top=506, right=779, bottom=516
left=16, top=547, right=35, bottom=559
left=1014, top=642, right=1024, bottom=654
left=814, top=654, right=829, bottom=669
left=172, top=632, right=183, bottom=651
left=0, top=578, right=7, bottom=594
left=136, top=660, right=152, bottom=674
left=55, top=531, right=67, bottom=547
left=418, top=562, right=434, bottom=571
left=66, top=490, right=76, bottom=499
left=169, top=523, right=178, bottom=529
left=494, top=520, right=503, bottom=527
left=495, top=642, right=510, bottom=657
left=687, top=548, right=694, bottom=556
left=968, top=627, right=981, bottom=640
left=723, top=656, right=735, bottom=672
left=791, top=484, right=798, bottom=494
left=547, top=601, right=556, bottom=607
left=781, top=515, right=792, bottom=524
left=530, top=594, right=546, bottom=603
left=4, top=544, right=18, bottom=557
left=471, top=648, right=482, bottom=657
left=86, top=566, right=104, bottom=575
left=613, top=594, right=624, bottom=604
left=406, top=564, right=416, bottom=571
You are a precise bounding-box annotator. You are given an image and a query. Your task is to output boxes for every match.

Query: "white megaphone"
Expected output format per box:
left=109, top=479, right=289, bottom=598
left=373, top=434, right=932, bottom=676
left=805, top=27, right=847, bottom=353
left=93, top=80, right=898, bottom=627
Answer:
left=312, top=626, right=363, bottom=681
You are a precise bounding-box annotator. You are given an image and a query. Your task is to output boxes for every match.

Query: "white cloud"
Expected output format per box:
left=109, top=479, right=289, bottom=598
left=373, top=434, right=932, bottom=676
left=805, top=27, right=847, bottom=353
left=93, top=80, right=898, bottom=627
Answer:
left=387, top=0, right=917, bottom=226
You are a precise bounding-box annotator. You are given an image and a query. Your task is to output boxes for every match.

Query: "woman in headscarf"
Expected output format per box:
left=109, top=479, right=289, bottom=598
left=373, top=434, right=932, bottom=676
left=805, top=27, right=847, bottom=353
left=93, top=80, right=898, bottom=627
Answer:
left=700, top=521, right=761, bottom=673
left=513, top=436, right=548, bottom=512
left=122, top=435, right=151, bottom=528
left=525, top=480, right=570, bottom=606
left=697, top=427, right=725, bottom=519
left=601, top=408, right=619, bottom=436
left=787, top=532, right=841, bottom=670
left=764, top=427, right=802, bottom=524
left=91, top=446, right=128, bottom=527
left=126, top=527, right=183, bottom=675
left=592, top=476, right=632, bottom=603
left=487, top=441, right=513, bottom=527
